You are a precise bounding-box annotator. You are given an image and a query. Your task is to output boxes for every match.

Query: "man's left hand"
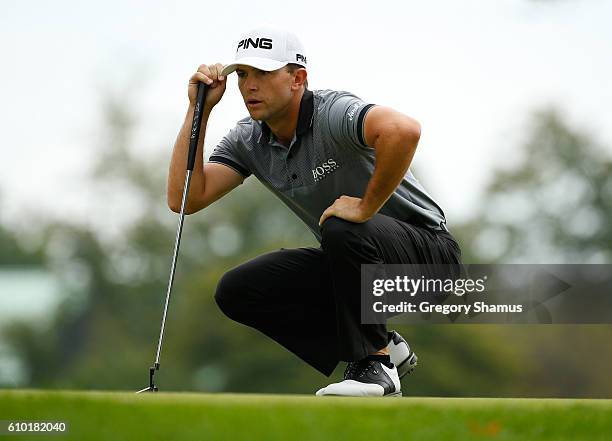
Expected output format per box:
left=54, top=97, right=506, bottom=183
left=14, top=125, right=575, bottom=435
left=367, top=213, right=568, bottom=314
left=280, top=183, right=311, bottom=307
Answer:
left=319, top=196, right=374, bottom=226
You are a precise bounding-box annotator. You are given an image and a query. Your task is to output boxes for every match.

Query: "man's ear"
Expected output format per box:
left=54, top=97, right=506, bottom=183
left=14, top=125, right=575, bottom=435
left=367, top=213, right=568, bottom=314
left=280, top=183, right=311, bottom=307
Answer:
left=292, top=68, right=308, bottom=90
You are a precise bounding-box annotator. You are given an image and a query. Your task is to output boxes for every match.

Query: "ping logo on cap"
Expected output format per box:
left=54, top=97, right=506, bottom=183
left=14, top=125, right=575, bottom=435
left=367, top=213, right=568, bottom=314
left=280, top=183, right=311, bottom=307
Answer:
left=296, top=53, right=307, bottom=63
left=237, top=37, right=273, bottom=52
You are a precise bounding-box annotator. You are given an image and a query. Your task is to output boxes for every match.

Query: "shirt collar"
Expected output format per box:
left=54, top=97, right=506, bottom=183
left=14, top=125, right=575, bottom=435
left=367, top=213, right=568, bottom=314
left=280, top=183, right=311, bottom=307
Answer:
left=258, top=88, right=314, bottom=144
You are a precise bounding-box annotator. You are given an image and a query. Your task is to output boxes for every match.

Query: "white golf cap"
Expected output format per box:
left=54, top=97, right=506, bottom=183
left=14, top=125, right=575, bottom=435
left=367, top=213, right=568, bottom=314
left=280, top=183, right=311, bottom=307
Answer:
left=221, top=27, right=307, bottom=77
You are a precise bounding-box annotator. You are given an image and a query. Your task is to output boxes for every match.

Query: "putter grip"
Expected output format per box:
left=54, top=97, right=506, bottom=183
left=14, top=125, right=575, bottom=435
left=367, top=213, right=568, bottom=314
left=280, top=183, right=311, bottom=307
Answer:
left=187, top=82, right=209, bottom=171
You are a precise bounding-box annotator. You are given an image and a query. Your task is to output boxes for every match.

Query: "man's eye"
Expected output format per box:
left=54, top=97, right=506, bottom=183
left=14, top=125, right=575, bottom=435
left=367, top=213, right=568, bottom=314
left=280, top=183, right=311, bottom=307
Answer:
left=237, top=72, right=245, bottom=78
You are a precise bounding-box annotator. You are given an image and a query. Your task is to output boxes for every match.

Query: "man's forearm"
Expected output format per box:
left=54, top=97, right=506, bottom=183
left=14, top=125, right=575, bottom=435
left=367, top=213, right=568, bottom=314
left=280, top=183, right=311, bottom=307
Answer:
left=359, top=130, right=420, bottom=217
left=167, top=105, right=211, bottom=212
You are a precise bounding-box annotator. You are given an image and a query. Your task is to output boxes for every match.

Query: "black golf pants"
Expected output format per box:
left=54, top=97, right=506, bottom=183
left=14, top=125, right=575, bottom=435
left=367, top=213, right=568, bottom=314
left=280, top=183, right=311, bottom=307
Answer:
left=214, top=213, right=462, bottom=377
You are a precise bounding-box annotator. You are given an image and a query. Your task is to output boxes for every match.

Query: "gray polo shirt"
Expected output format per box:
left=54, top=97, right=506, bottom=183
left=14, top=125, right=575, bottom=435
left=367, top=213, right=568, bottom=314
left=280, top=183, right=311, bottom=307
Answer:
left=208, top=88, right=448, bottom=242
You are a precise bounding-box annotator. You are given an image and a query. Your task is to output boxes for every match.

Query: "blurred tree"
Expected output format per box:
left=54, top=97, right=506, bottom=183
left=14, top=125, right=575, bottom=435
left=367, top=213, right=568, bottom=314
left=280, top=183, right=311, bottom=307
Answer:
left=0, top=198, right=48, bottom=387
left=451, top=106, right=612, bottom=398
left=0, top=210, right=45, bottom=266
left=455, top=107, right=612, bottom=264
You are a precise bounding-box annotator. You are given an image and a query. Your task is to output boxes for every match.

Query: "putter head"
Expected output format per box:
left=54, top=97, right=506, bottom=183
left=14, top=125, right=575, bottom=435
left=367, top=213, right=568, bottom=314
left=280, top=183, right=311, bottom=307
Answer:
left=136, top=386, right=158, bottom=393
left=135, top=365, right=159, bottom=394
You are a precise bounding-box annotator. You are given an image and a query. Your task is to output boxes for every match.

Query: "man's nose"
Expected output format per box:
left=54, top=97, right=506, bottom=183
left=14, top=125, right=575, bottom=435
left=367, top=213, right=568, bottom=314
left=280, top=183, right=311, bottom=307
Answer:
left=244, top=76, right=258, bottom=90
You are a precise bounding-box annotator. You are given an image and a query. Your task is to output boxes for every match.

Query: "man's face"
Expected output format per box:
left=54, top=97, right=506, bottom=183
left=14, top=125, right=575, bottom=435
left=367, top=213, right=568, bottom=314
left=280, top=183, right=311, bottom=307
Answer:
left=235, top=65, right=295, bottom=121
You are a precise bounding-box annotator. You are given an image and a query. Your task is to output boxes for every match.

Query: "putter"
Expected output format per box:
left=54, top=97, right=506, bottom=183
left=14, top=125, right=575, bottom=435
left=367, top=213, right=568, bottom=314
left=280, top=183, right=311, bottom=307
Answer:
left=137, top=81, right=209, bottom=393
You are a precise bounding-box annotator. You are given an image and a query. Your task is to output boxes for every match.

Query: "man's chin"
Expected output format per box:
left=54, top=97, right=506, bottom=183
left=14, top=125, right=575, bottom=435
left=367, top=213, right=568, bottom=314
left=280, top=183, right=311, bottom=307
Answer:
left=248, top=110, right=267, bottom=121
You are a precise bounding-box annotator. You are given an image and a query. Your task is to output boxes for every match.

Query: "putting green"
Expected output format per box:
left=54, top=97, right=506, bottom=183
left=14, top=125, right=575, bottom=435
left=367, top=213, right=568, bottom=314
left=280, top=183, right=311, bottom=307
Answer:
left=0, top=390, right=610, bottom=440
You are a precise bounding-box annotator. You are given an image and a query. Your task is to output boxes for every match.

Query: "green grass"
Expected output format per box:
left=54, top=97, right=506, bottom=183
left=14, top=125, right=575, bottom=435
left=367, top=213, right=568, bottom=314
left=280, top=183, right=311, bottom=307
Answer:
left=0, top=390, right=611, bottom=440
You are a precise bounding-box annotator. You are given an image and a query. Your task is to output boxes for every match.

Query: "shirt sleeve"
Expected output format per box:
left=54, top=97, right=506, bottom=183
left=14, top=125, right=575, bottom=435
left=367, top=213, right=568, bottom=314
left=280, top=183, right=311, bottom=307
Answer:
left=327, top=92, right=376, bottom=151
left=207, top=125, right=252, bottom=178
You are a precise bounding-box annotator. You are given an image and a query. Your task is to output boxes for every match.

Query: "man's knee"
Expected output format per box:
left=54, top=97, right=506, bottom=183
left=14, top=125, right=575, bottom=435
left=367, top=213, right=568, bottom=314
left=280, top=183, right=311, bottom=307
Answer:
left=320, top=216, right=373, bottom=250
left=214, top=269, right=248, bottom=322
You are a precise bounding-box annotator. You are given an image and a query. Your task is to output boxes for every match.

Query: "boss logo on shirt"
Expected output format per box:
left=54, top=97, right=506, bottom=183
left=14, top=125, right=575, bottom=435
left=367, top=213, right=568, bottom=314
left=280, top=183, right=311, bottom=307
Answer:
left=237, top=37, right=273, bottom=51
left=312, top=158, right=340, bottom=182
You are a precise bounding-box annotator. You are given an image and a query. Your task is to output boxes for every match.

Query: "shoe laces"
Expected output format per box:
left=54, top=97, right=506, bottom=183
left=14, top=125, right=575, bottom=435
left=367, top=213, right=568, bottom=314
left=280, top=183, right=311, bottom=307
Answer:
left=343, top=360, right=377, bottom=380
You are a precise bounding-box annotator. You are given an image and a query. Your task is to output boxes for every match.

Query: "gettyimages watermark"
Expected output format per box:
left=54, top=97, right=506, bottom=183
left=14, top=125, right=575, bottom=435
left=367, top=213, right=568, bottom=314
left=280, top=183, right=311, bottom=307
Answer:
left=360, top=264, right=612, bottom=324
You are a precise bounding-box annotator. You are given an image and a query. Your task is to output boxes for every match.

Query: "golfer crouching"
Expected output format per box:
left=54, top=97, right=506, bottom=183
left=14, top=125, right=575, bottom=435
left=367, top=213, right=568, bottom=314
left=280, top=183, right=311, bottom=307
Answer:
left=167, top=27, right=462, bottom=397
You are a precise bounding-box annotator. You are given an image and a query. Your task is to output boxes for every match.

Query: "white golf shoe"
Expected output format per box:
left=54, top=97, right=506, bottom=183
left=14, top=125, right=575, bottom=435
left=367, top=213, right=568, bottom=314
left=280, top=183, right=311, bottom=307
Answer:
left=316, top=359, right=402, bottom=397
left=388, top=330, right=418, bottom=379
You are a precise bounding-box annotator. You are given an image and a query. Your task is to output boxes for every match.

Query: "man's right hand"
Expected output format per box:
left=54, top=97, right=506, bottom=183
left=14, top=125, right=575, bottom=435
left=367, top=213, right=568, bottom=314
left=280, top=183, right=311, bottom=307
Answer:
left=189, top=63, right=227, bottom=112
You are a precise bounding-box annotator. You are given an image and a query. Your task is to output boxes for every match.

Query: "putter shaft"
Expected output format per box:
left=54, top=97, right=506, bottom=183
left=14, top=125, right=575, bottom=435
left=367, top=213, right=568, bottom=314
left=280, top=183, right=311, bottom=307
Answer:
left=137, top=82, right=207, bottom=394
left=155, top=171, right=192, bottom=366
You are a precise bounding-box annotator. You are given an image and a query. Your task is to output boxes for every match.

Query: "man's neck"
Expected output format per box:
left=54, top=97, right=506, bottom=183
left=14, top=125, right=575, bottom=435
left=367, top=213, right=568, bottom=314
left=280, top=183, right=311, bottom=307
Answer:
left=265, top=88, right=305, bottom=147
